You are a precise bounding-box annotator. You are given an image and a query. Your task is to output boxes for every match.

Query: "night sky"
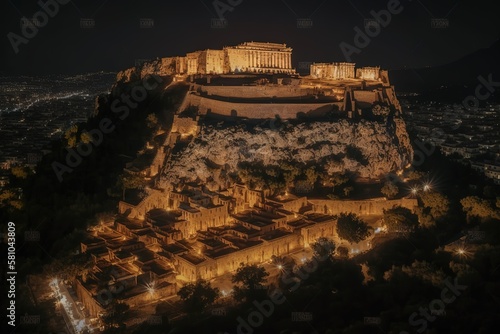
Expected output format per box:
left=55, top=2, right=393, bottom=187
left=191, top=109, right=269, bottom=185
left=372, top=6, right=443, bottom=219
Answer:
left=2, top=0, right=499, bottom=75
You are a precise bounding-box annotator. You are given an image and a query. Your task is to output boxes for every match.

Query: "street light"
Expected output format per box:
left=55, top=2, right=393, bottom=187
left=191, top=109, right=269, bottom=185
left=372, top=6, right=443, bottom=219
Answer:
left=455, top=247, right=471, bottom=259
left=145, top=281, right=156, bottom=297
left=422, top=183, right=431, bottom=192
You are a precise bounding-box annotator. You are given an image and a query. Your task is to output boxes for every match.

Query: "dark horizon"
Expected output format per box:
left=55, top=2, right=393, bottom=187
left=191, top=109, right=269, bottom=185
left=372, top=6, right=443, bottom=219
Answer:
left=2, top=0, right=500, bottom=75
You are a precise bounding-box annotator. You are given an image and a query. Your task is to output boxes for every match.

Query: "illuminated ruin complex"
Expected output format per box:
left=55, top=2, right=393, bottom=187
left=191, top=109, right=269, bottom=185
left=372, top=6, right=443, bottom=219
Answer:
left=76, top=42, right=416, bottom=318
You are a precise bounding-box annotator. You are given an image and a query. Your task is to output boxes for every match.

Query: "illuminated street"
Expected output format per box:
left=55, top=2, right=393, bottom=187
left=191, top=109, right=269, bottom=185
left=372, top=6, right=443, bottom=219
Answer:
left=50, top=278, right=95, bottom=334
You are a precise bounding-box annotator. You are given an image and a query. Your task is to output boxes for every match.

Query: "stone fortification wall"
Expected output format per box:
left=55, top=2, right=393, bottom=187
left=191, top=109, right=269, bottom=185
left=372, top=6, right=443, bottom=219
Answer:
left=309, top=198, right=418, bottom=216
left=197, top=84, right=316, bottom=98
left=176, top=232, right=303, bottom=281
left=182, top=94, right=343, bottom=119
left=353, top=90, right=379, bottom=104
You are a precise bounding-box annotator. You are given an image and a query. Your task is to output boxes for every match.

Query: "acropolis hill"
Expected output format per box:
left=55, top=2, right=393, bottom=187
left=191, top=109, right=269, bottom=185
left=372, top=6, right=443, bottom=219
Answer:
left=76, top=42, right=415, bottom=317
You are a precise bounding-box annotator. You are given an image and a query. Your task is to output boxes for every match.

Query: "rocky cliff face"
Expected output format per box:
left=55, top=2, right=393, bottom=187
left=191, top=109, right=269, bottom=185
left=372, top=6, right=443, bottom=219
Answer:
left=116, top=67, right=139, bottom=83
left=161, top=117, right=413, bottom=190
left=116, top=58, right=173, bottom=84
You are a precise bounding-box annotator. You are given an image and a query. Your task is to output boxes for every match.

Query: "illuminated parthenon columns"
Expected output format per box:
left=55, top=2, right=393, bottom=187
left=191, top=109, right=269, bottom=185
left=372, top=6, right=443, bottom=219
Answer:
left=223, top=42, right=295, bottom=73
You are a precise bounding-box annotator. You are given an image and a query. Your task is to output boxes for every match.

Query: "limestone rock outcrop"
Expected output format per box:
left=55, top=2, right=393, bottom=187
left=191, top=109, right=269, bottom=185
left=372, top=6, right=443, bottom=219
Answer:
left=116, top=58, right=174, bottom=84
left=161, top=118, right=413, bottom=190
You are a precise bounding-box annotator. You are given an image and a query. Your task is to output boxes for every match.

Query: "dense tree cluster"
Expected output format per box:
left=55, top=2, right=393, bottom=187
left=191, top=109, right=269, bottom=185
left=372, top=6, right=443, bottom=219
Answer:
left=383, top=206, right=419, bottom=233
left=336, top=212, right=371, bottom=243
left=178, top=280, right=220, bottom=314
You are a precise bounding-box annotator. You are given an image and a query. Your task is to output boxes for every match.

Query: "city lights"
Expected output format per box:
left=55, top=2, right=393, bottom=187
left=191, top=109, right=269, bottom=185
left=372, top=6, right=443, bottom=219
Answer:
left=49, top=278, right=92, bottom=333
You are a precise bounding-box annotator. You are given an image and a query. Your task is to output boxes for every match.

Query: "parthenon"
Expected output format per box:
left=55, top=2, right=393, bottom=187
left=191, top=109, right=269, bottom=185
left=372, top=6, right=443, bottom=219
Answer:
left=223, top=41, right=294, bottom=74
left=160, top=42, right=295, bottom=75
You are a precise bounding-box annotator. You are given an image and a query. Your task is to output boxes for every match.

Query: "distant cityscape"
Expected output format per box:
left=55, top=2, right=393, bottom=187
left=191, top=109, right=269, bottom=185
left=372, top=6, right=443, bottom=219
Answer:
left=0, top=72, right=116, bottom=187
left=401, top=96, right=500, bottom=184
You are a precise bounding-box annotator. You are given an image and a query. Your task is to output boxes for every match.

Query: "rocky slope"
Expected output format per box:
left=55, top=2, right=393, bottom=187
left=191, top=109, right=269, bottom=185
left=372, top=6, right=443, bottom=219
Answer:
left=160, top=118, right=413, bottom=190
left=116, top=58, right=173, bottom=83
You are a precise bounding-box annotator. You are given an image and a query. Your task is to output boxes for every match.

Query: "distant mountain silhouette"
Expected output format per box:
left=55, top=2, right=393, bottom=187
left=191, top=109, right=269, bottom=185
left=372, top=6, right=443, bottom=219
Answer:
left=390, top=40, right=500, bottom=95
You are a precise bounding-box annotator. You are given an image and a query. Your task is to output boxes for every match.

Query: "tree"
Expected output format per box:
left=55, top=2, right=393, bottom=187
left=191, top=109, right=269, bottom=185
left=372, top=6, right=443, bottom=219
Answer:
left=461, top=196, right=500, bottom=222
left=343, top=186, right=354, bottom=197
left=281, top=162, right=300, bottom=187
left=119, top=172, right=146, bottom=200
left=420, top=191, right=450, bottom=221
left=336, top=246, right=349, bottom=258
left=101, top=301, right=129, bottom=332
left=311, top=237, right=336, bottom=260
left=80, top=131, right=93, bottom=144
left=304, top=167, right=318, bottom=186
left=0, top=190, right=15, bottom=204
left=383, top=206, right=418, bottom=233
left=336, top=213, right=371, bottom=244
left=231, top=263, right=269, bottom=302
left=403, top=170, right=426, bottom=181
left=329, top=172, right=348, bottom=193
left=0, top=189, right=22, bottom=210
left=385, top=260, right=446, bottom=287
left=11, top=166, right=29, bottom=179
left=177, top=279, right=219, bottom=313
left=146, top=113, right=159, bottom=129
left=381, top=181, right=399, bottom=199
left=64, top=124, right=79, bottom=148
